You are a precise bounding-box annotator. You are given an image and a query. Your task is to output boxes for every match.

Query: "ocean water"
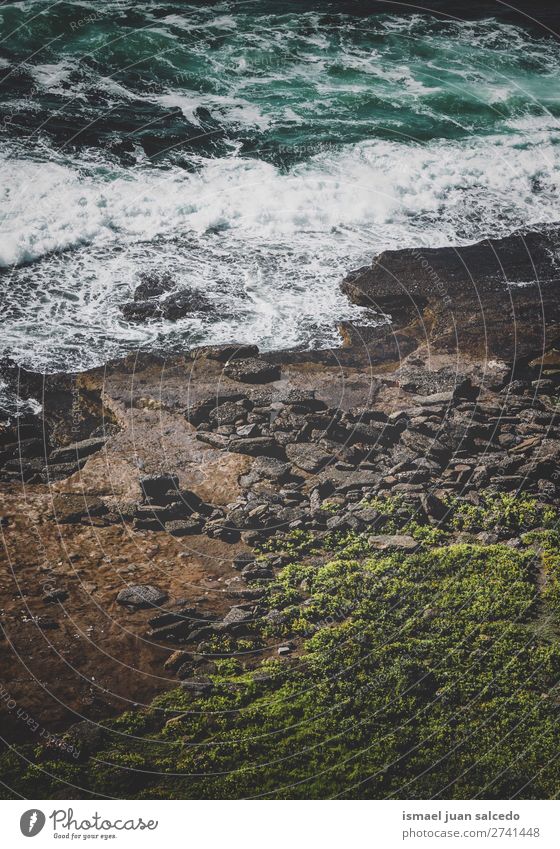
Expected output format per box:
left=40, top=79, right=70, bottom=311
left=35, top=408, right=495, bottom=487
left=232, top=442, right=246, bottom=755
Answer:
left=1, top=1, right=560, bottom=372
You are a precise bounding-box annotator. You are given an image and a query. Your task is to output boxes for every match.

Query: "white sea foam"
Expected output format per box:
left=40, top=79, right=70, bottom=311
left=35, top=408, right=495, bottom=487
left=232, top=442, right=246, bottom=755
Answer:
left=154, top=92, right=271, bottom=130
left=2, top=120, right=560, bottom=371
left=2, top=122, right=560, bottom=270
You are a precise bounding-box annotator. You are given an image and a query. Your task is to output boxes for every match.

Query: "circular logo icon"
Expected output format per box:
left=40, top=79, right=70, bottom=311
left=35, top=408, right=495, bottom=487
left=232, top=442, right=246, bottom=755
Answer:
left=20, top=810, right=46, bottom=837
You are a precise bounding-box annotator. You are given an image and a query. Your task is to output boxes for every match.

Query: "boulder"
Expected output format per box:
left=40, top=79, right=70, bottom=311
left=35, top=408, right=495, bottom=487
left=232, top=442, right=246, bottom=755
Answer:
left=251, top=456, right=292, bottom=481
left=227, top=436, right=278, bottom=457
left=224, top=358, right=281, bottom=384
left=241, top=564, right=274, bottom=581
left=367, top=534, right=419, bottom=552
left=277, top=390, right=327, bottom=412
left=116, top=585, right=168, bottom=609
left=122, top=288, right=212, bottom=322
left=420, top=492, right=448, bottom=522
left=165, top=518, right=202, bottom=536
left=220, top=606, right=252, bottom=630
left=285, top=443, right=332, bottom=473
left=208, top=400, right=249, bottom=425
left=235, top=424, right=260, bottom=438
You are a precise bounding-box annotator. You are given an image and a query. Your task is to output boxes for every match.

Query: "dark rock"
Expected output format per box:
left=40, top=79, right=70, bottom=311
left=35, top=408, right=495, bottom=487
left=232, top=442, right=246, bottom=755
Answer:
left=205, top=521, right=240, bottom=542
left=329, top=470, right=380, bottom=493
left=181, top=676, right=214, bottom=696
left=51, top=493, right=107, bottom=524
left=227, top=436, right=278, bottom=456
left=341, top=225, right=560, bottom=360
left=265, top=609, right=288, bottom=627
left=135, top=502, right=186, bottom=522
left=352, top=507, right=381, bottom=527
left=189, top=344, right=259, bottom=362
left=0, top=437, right=44, bottom=462
left=165, top=518, right=202, bottom=536
left=122, top=286, right=212, bottom=322
left=196, top=432, right=230, bottom=449
left=41, top=460, right=85, bottom=480
left=285, top=443, right=331, bottom=473
left=134, top=271, right=175, bottom=301
left=149, top=609, right=198, bottom=630
left=224, top=358, right=281, bottom=384
left=150, top=620, right=199, bottom=642
left=140, top=474, right=179, bottom=499
left=251, top=456, right=292, bottom=481
left=338, top=322, right=419, bottom=362
left=161, top=290, right=212, bottom=320
left=184, top=392, right=245, bottom=426
left=454, top=378, right=481, bottom=401
left=235, top=423, right=260, bottom=438
left=49, top=437, right=106, bottom=464
left=43, top=588, right=69, bottom=603
left=116, top=585, right=168, bottom=609
left=241, top=564, right=274, bottom=581
left=326, top=513, right=360, bottom=532
left=538, top=479, right=557, bottom=499
left=220, top=606, right=252, bottom=630
left=208, top=400, right=249, bottom=425
left=277, top=390, right=327, bottom=412
left=420, top=492, right=448, bottom=522
left=133, top=517, right=162, bottom=532
left=532, top=379, right=557, bottom=394
left=36, top=617, right=59, bottom=630
left=233, top=552, right=256, bottom=571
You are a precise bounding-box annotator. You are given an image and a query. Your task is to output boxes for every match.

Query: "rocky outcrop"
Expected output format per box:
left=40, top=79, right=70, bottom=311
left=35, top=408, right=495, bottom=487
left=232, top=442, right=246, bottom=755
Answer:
left=121, top=271, right=212, bottom=322
left=341, top=224, right=560, bottom=361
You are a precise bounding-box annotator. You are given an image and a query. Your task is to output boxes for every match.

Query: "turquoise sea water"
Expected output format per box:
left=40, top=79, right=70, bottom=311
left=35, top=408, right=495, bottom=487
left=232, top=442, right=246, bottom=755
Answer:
left=1, top=1, right=560, bottom=370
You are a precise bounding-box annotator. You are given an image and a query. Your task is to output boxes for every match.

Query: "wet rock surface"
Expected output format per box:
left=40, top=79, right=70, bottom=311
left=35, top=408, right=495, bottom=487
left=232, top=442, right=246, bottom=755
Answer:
left=120, top=272, right=212, bottom=322
left=341, top=223, right=560, bottom=361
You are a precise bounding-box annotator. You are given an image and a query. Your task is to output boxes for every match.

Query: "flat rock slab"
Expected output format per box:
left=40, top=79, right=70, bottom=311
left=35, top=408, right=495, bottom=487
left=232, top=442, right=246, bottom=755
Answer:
left=50, top=437, right=107, bottom=464
left=116, top=585, right=168, bottom=608
left=286, top=443, right=332, bottom=473
left=165, top=519, right=202, bottom=536
left=221, top=606, right=253, bottom=628
left=252, top=456, right=292, bottom=481
left=227, top=437, right=278, bottom=456
left=189, top=344, right=259, bottom=362
left=224, top=358, right=281, bottom=384
left=367, top=534, right=419, bottom=552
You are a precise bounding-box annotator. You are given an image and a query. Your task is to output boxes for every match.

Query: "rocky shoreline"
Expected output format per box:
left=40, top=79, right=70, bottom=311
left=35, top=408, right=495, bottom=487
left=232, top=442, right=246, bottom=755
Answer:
left=2, top=224, right=560, bottom=798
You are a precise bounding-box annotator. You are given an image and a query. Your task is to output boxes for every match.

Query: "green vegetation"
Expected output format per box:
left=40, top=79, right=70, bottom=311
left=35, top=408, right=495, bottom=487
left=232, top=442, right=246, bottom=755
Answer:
left=1, top=491, right=560, bottom=799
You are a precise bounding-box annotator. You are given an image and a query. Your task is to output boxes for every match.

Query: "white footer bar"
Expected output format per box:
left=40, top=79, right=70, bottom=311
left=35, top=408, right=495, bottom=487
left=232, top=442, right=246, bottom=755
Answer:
left=3, top=799, right=559, bottom=848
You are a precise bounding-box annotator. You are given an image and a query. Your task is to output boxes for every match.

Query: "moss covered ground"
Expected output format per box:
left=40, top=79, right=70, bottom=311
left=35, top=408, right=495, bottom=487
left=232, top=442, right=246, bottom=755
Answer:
left=1, top=492, right=560, bottom=799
